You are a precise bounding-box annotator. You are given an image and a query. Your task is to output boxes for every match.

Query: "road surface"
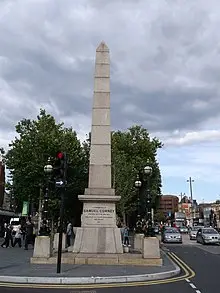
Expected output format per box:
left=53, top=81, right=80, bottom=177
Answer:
left=0, top=234, right=219, bottom=292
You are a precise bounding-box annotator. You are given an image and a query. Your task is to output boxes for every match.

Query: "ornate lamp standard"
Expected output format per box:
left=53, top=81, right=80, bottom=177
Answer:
left=134, top=162, right=153, bottom=236
left=134, top=176, right=142, bottom=233
left=144, top=165, right=153, bottom=223
left=40, top=158, right=53, bottom=236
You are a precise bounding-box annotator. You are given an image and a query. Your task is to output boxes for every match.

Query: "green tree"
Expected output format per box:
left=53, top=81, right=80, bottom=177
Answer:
left=154, top=210, right=166, bottom=223
left=5, top=109, right=88, bottom=224
left=0, top=147, right=5, bottom=163
left=112, top=125, right=162, bottom=224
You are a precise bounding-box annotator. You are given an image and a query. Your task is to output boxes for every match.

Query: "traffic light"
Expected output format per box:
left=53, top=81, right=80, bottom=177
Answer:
left=53, top=151, right=66, bottom=180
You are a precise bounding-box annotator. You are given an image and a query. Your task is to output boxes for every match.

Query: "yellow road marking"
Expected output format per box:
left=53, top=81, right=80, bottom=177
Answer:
left=169, top=252, right=195, bottom=279
left=0, top=252, right=196, bottom=289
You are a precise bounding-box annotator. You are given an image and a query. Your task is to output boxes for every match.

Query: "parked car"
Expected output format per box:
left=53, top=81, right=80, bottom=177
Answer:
left=189, top=226, right=203, bottom=240
left=196, top=227, right=220, bottom=245
left=179, top=226, right=188, bottom=234
left=154, top=225, right=160, bottom=234
left=161, top=227, right=182, bottom=243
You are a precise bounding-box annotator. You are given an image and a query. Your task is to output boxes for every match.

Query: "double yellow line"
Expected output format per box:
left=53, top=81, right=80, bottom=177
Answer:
left=0, top=252, right=195, bottom=289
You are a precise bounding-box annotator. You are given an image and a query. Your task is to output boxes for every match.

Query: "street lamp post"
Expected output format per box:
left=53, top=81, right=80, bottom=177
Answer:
left=135, top=176, right=142, bottom=233
left=144, top=166, right=153, bottom=223
left=187, top=177, right=194, bottom=224
left=187, top=177, right=194, bottom=202
left=41, top=158, right=53, bottom=236
left=134, top=163, right=153, bottom=236
left=134, top=176, right=142, bottom=217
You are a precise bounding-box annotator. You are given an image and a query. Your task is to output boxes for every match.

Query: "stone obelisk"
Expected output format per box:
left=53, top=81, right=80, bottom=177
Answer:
left=73, top=42, right=123, bottom=254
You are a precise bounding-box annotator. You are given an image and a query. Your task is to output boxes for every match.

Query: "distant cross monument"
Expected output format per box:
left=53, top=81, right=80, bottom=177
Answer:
left=73, top=42, right=123, bottom=254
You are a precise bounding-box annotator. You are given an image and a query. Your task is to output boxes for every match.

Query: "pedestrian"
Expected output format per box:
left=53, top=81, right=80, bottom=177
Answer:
left=39, top=220, right=50, bottom=236
left=66, top=222, right=73, bottom=247
left=13, top=225, right=22, bottom=248
left=135, top=217, right=143, bottom=234
left=123, top=224, right=130, bottom=247
left=120, top=223, right=125, bottom=243
left=8, top=224, right=14, bottom=247
left=24, top=218, right=34, bottom=250
left=1, top=223, right=10, bottom=248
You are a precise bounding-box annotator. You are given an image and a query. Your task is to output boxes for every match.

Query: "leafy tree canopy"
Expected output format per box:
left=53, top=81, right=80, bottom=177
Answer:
left=154, top=210, right=166, bottom=223
left=5, top=109, right=88, bottom=223
left=112, top=125, right=163, bottom=221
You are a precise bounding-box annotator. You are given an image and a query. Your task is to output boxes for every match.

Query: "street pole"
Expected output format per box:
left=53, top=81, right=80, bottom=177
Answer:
left=38, top=187, right=43, bottom=233
left=151, top=208, right=154, bottom=225
left=187, top=177, right=194, bottom=224
left=187, top=177, right=194, bottom=202
left=138, top=188, right=140, bottom=217
left=56, top=152, right=67, bottom=274
left=57, top=187, right=65, bottom=274
left=147, top=177, right=151, bottom=222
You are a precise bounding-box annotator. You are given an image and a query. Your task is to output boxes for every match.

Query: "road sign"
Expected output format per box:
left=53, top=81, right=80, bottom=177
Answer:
left=56, top=180, right=64, bottom=187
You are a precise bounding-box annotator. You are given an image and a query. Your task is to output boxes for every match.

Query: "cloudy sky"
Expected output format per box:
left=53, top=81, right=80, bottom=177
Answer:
left=1, top=0, right=220, bottom=203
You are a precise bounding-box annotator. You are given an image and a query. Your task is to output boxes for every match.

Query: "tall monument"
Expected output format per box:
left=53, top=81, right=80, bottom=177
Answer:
left=73, top=42, right=123, bottom=254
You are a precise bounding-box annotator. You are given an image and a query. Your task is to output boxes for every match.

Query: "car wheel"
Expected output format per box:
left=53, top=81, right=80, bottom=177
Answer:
left=202, top=238, right=206, bottom=245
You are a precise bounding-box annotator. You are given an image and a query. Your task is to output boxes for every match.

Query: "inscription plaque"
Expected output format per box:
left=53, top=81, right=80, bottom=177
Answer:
left=82, top=204, right=116, bottom=226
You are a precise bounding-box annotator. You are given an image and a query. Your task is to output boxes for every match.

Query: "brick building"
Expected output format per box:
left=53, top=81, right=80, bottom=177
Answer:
left=159, top=195, right=179, bottom=216
left=0, top=158, right=5, bottom=207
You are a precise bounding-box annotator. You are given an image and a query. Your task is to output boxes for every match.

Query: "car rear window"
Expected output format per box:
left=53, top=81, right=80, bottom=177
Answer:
left=11, top=221, right=20, bottom=226
left=203, top=229, right=218, bottom=234
left=166, top=229, right=179, bottom=233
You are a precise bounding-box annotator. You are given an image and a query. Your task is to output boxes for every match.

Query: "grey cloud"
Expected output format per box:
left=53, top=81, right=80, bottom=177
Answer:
left=0, top=0, right=220, bottom=141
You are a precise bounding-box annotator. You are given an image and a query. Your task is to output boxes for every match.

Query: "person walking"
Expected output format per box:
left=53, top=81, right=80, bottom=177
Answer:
left=123, top=225, right=130, bottom=247
left=66, top=222, right=73, bottom=247
left=24, top=218, right=34, bottom=250
left=8, top=224, right=14, bottom=247
left=13, top=225, right=22, bottom=248
left=1, top=223, right=10, bottom=248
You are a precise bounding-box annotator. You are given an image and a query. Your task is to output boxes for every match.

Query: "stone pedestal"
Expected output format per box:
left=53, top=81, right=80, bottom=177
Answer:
left=53, top=233, right=66, bottom=251
left=33, top=236, right=51, bottom=258
left=73, top=226, right=123, bottom=254
left=134, top=233, right=144, bottom=251
left=142, top=237, right=160, bottom=259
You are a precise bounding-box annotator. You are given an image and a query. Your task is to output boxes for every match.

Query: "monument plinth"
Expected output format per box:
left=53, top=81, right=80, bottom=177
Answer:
left=73, top=42, right=123, bottom=254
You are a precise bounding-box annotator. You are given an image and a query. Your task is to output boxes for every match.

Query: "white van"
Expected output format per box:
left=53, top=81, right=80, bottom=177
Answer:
left=10, top=217, right=20, bottom=233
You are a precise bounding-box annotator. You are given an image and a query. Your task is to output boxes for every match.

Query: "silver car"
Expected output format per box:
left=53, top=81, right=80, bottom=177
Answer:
left=162, top=227, right=182, bottom=243
left=179, top=226, right=188, bottom=234
left=189, top=226, right=203, bottom=240
left=196, top=228, right=220, bottom=245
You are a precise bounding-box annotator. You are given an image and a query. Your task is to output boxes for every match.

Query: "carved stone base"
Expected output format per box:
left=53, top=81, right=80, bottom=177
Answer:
left=73, top=227, right=123, bottom=254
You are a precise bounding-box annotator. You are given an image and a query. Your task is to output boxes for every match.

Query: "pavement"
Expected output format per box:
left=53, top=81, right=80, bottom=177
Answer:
left=0, top=237, right=180, bottom=285
left=2, top=233, right=220, bottom=292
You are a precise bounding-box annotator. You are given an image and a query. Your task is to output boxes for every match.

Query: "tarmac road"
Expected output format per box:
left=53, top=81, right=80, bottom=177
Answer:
left=0, top=249, right=196, bottom=293
left=1, top=234, right=219, bottom=292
